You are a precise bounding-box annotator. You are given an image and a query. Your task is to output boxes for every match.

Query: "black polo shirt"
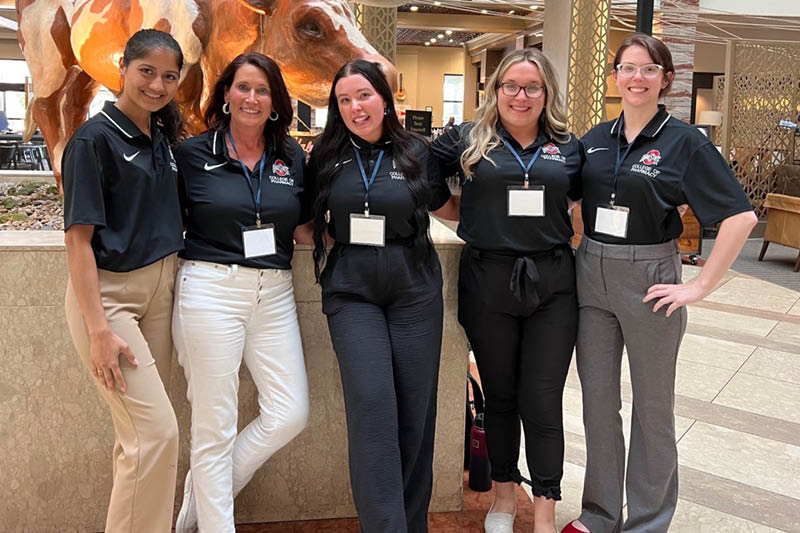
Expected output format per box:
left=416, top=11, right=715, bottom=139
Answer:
left=580, top=107, right=752, bottom=245
left=175, top=130, right=310, bottom=270
left=62, top=101, right=183, bottom=272
left=317, top=135, right=451, bottom=244
left=431, top=122, right=582, bottom=254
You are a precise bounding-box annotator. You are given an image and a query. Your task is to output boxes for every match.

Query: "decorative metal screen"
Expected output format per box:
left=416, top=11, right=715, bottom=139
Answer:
left=359, top=5, right=397, bottom=64
left=712, top=74, right=724, bottom=145
left=565, top=0, right=610, bottom=137
left=721, top=40, right=800, bottom=216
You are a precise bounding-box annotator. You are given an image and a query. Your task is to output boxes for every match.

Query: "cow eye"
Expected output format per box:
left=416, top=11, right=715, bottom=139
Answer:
left=298, top=19, right=324, bottom=39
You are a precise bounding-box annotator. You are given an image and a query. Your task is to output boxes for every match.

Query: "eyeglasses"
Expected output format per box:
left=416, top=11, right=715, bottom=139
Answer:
left=499, top=82, right=545, bottom=98
left=615, top=63, right=664, bottom=78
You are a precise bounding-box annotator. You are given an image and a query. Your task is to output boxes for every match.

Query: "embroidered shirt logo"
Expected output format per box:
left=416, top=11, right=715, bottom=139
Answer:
left=204, top=162, right=226, bottom=171
left=586, top=147, right=608, bottom=154
left=390, top=171, right=405, bottom=180
left=272, top=159, right=289, bottom=177
left=631, top=149, right=662, bottom=178
left=639, top=150, right=662, bottom=166
left=540, top=142, right=566, bottom=163
left=123, top=151, right=140, bottom=162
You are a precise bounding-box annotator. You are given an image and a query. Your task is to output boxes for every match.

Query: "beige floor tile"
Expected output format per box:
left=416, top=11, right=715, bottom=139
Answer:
left=767, top=321, right=800, bottom=345
left=741, top=347, right=800, bottom=385
left=677, top=422, right=800, bottom=500
left=789, top=300, right=800, bottom=317
left=671, top=499, right=783, bottom=532
left=682, top=265, right=703, bottom=282
left=555, top=462, right=587, bottom=529
left=713, top=373, right=800, bottom=425
left=704, top=276, right=800, bottom=314
left=621, top=355, right=735, bottom=402
left=687, top=306, right=778, bottom=337
left=678, top=333, right=756, bottom=370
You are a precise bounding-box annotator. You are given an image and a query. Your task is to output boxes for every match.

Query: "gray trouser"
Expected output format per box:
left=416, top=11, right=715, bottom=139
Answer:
left=576, top=237, right=687, bottom=533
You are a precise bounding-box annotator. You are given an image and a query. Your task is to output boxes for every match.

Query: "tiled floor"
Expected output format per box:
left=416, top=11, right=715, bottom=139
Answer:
left=242, top=265, right=800, bottom=532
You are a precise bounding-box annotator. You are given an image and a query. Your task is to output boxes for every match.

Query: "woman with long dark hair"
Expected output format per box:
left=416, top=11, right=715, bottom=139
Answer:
left=562, top=34, right=756, bottom=533
left=172, top=52, right=311, bottom=532
left=310, top=59, right=455, bottom=532
left=62, top=29, right=185, bottom=532
left=431, top=48, right=581, bottom=533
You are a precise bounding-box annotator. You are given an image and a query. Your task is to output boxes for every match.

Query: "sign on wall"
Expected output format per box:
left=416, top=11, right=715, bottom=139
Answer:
left=405, top=110, right=432, bottom=137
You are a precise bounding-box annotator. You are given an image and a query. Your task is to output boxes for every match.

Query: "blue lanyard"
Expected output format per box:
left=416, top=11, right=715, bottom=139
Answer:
left=228, top=132, right=268, bottom=227
left=612, top=115, right=635, bottom=206
left=353, top=147, right=384, bottom=215
left=503, top=140, right=541, bottom=188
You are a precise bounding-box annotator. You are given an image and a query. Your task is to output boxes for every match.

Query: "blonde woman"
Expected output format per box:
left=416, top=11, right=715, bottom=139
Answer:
left=432, top=49, right=580, bottom=533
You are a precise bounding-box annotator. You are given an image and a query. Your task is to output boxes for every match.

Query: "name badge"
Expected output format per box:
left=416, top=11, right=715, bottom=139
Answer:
left=350, top=213, right=386, bottom=247
left=595, top=205, right=629, bottom=238
left=507, top=185, right=545, bottom=217
left=242, top=224, right=277, bottom=258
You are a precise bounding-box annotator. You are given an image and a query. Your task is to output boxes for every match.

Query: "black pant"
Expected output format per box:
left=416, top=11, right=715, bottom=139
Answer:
left=322, top=243, right=444, bottom=533
left=458, top=245, right=577, bottom=500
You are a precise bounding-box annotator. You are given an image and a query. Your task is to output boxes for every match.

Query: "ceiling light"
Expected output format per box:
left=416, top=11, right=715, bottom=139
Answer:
left=508, top=10, right=515, bottom=15
left=410, top=5, right=418, bottom=11
left=425, top=41, right=431, bottom=45
left=449, top=39, right=454, bottom=43
left=530, top=5, right=538, bottom=9
left=445, top=29, right=453, bottom=35
left=481, top=9, right=488, bottom=14
left=434, top=1, right=441, bottom=4
left=431, top=38, right=437, bottom=43
left=438, top=33, right=444, bottom=38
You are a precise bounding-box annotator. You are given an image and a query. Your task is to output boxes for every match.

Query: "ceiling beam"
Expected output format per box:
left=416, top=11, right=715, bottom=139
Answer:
left=398, top=12, right=532, bottom=34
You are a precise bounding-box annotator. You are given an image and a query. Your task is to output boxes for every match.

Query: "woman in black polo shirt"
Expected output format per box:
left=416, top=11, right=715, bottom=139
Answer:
left=431, top=48, right=580, bottom=533
left=309, top=59, right=453, bottom=532
left=170, top=53, right=311, bottom=533
left=562, top=34, right=756, bottom=533
left=62, top=30, right=184, bottom=532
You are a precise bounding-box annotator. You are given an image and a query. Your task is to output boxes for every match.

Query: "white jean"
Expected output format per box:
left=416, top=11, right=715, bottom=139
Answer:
left=172, top=260, right=309, bottom=533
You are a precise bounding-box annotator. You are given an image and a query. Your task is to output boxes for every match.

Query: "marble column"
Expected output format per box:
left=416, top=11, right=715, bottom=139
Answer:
left=654, top=0, right=699, bottom=123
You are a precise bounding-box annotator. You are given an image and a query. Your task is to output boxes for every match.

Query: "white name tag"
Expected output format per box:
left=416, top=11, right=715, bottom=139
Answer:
left=242, top=224, right=277, bottom=258
left=595, top=205, right=630, bottom=238
left=350, top=213, right=386, bottom=247
left=507, top=186, right=545, bottom=217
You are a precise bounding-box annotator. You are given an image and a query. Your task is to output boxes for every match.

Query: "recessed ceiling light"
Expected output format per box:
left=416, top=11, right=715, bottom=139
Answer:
left=425, top=41, right=431, bottom=46
left=445, top=29, right=453, bottom=35
left=410, top=5, right=418, bottom=11
left=481, top=9, right=488, bottom=14
left=449, top=39, right=454, bottom=43
left=438, top=33, right=444, bottom=38
left=530, top=5, right=538, bottom=9
left=434, top=1, right=441, bottom=4
left=431, top=38, right=437, bottom=42
left=508, top=10, right=515, bottom=15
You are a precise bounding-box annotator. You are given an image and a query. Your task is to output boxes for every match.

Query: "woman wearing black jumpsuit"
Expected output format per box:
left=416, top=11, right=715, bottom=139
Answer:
left=432, top=48, right=581, bottom=533
left=309, top=60, right=455, bottom=532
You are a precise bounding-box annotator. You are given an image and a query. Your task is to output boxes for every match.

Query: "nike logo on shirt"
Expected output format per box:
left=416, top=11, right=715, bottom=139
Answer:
left=123, top=151, right=141, bottom=162
left=586, top=147, right=609, bottom=154
left=204, top=162, right=227, bottom=171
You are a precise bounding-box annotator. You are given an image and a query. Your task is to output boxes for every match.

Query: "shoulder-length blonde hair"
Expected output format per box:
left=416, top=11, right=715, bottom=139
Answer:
left=460, top=48, right=569, bottom=179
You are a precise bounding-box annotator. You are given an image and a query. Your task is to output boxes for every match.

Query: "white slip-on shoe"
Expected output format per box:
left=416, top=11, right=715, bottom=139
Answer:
left=484, top=501, right=516, bottom=533
left=175, top=469, right=198, bottom=533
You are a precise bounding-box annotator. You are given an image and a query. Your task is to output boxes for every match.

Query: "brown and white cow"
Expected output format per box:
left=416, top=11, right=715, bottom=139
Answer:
left=16, top=0, right=397, bottom=186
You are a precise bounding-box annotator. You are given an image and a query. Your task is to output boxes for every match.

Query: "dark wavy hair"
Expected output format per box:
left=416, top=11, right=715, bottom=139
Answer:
left=204, top=52, right=294, bottom=164
left=121, top=29, right=185, bottom=146
left=310, top=59, right=433, bottom=281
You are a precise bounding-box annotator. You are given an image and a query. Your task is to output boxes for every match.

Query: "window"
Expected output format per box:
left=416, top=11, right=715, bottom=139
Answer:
left=442, top=74, right=464, bottom=126
left=0, top=60, right=31, bottom=132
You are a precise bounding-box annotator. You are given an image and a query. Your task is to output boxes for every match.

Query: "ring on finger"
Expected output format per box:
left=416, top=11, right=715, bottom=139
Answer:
left=96, top=369, right=104, bottom=375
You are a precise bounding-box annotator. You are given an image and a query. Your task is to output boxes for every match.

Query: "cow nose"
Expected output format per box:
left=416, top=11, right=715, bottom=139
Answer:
left=364, top=54, right=398, bottom=94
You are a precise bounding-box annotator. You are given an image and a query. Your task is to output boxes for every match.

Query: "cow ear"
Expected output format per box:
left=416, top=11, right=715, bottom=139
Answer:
left=237, top=0, right=276, bottom=15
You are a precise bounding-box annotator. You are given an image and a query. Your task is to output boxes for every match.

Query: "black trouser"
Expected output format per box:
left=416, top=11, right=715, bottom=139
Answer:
left=321, top=242, right=444, bottom=533
left=458, top=245, right=577, bottom=500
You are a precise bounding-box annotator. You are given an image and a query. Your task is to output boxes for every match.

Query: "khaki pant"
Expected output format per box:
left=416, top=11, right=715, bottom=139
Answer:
left=65, top=254, right=179, bottom=533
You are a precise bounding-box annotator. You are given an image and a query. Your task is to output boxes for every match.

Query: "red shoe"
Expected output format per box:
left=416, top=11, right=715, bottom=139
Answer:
left=561, top=520, right=591, bottom=533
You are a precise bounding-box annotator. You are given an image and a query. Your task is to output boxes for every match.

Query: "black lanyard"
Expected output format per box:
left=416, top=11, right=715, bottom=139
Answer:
left=228, top=132, right=268, bottom=227
left=353, top=147, right=385, bottom=215
left=503, top=140, right=542, bottom=188
left=611, top=115, right=635, bottom=206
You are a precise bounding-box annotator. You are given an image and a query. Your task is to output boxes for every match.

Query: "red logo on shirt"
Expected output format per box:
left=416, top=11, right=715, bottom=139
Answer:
left=272, top=159, right=289, bottom=176
left=640, top=150, right=661, bottom=166
left=542, top=142, right=560, bottom=155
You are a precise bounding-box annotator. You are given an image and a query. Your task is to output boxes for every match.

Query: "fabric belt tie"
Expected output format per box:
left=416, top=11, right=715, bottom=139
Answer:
left=510, top=256, right=540, bottom=305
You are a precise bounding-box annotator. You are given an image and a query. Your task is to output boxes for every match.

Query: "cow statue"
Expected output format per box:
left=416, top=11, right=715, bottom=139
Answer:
left=16, top=0, right=397, bottom=186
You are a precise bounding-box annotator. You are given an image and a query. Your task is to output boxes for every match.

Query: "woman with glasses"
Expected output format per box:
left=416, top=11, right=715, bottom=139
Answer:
left=561, top=34, right=756, bottom=533
left=432, top=48, right=581, bottom=533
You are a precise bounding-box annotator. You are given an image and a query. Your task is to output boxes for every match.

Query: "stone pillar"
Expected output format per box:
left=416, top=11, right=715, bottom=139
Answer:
left=544, top=0, right=611, bottom=138
left=654, top=0, right=699, bottom=122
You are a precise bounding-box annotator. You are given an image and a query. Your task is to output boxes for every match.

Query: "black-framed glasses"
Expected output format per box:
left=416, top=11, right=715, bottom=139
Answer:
left=615, top=63, right=664, bottom=78
left=499, top=82, right=545, bottom=98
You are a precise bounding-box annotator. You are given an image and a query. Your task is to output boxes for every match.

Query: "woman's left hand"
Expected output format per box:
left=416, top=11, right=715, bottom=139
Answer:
left=643, top=279, right=708, bottom=317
